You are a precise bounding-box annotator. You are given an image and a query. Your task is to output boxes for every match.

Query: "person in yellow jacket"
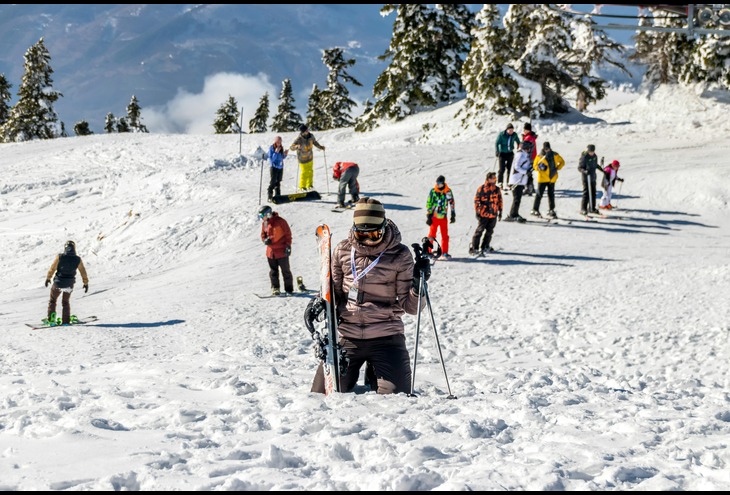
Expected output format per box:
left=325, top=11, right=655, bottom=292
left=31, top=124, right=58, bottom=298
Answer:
left=45, top=240, right=89, bottom=325
left=530, top=141, right=565, bottom=219
left=289, top=124, right=325, bottom=191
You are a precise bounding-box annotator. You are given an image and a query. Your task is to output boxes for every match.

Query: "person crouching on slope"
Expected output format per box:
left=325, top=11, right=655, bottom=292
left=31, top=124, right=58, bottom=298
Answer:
left=471, top=172, right=503, bottom=256
left=425, top=175, right=456, bottom=260
left=45, top=240, right=89, bottom=325
left=305, top=198, right=427, bottom=394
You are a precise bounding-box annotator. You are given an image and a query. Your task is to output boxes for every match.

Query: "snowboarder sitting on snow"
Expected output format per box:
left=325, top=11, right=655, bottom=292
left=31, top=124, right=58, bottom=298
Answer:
left=332, top=161, right=360, bottom=208
left=504, top=141, right=534, bottom=223
left=531, top=141, right=565, bottom=219
left=259, top=205, right=294, bottom=296
left=305, top=197, right=426, bottom=395
left=266, top=136, right=288, bottom=202
left=426, top=175, right=456, bottom=260
left=45, top=240, right=89, bottom=325
left=471, top=172, right=503, bottom=256
left=598, top=159, right=624, bottom=210
left=578, top=144, right=600, bottom=215
left=289, top=124, right=325, bottom=192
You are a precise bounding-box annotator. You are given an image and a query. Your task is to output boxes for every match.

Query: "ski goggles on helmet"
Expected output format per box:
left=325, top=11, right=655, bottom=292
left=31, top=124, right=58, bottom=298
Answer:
left=353, top=221, right=386, bottom=243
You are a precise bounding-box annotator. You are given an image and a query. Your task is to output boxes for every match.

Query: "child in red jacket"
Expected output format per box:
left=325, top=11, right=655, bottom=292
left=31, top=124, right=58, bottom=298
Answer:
left=259, top=205, right=294, bottom=295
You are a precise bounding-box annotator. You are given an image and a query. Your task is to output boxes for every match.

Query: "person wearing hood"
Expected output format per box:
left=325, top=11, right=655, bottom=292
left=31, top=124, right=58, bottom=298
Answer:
left=305, top=198, right=427, bottom=395
left=425, top=175, right=456, bottom=260
left=45, top=240, right=89, bottom=325
left=289, top=124, right=325, bottom=192
left=531, top=141, right=565, bottom=219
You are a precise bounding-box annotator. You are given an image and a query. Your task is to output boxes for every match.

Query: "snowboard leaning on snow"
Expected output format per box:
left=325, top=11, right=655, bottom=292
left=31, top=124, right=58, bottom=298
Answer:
left=26, top=315, right=99, bottom=330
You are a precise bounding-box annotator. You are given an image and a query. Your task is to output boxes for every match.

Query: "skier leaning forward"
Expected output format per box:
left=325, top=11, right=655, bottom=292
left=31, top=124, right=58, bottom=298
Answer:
left=45, top=240, right=89, bottom=324
left=307, top=198, right=428, bottom=395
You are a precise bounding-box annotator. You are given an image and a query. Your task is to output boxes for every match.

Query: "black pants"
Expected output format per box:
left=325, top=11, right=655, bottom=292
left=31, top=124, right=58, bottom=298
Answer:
left=337, top=165, right=360, bottom=205
left=533, top=182, right=555, bottom=212
left=525, top=171, right=535, bottom=194
left=471, top=217, right=498, bottom=251
left=498, top=152, right=514, bottom=184
left=267, top=256, right=293, bottom=292
left=509, top=185, right=524, bottom=218
left=267, top=167, right=283, bottom=200
left=581, top=175, right=597, bottom=212
left=311, top=334, right=412, bottom=394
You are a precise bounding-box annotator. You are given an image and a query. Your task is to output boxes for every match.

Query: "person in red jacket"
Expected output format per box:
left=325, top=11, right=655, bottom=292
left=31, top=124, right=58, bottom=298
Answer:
left=332, top=161, right=360, bottom=208
left=259, top=205, right=293, bottom=295
left=522, top=123, right=538, bottom=196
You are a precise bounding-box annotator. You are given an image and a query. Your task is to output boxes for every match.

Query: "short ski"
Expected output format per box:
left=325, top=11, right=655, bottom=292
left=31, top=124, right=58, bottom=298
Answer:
left=27, top=315, right=98, bottom=330
left=271, top=190, right=322, bottom=204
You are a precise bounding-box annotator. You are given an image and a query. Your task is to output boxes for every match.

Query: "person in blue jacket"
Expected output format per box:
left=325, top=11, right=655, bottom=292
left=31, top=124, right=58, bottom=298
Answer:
left=267, top=135, right=289, bottom=202
left=495, top=123, right=520, bottom=190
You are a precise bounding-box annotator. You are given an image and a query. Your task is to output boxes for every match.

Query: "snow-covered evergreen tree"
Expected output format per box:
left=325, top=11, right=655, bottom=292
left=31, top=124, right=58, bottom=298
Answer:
left=126, top=95, right=149, bottom=133
left=271, top=79, right=303, bottom=133
left=460, top=5, right=524, bottom=123
left=356, top=4, right=468, bottom=130
left=249, top=92, right=270, bottom=134
left=213, top=95, right=241, bottom=134
left=568, top=16, right=630, bottom=111
left=631, top=9, right=693, bottom=85
left=318, top=47, right=362, bottom=130
left=686, top=34, right=730, bottom=89
left=306, top=84, right=327, bottom=131
left=104, top=113, right=116, bottom=133
left=0, top=38, right=62, bottom=142
left=0, top=74, right=11, bottom=132
left=116, top=117, right=130, bottom=133
left=430, top=4, right=475, bottom=102
left=73, top=120, right=93, bottom=136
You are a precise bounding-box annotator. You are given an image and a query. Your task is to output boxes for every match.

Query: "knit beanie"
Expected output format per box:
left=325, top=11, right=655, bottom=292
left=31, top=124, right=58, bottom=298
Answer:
left=353, top=197, right=386, bottom=228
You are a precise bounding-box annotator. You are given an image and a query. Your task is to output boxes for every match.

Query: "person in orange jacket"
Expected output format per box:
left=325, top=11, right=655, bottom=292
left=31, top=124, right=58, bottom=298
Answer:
left=259, top=205, right=293, bottom=295
left=332, top=161, right=360, bottom=208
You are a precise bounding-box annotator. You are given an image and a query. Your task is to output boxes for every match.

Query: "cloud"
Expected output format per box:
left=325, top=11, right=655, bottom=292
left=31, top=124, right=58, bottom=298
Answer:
left=145, top=72, right=276, bottom=134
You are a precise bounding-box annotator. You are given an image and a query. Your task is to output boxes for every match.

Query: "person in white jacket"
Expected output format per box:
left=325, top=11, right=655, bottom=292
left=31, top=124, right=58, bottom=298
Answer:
left=503, top=141, right=534, bottom=223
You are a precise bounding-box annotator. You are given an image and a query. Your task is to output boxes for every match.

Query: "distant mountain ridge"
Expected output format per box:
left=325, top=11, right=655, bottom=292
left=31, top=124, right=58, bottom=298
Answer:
left=0, top=5, right=393, bottom=133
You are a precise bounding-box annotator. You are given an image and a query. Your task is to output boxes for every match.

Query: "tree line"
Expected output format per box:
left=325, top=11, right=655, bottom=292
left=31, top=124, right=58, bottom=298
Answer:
left=2, top=6, right=729, bottom=142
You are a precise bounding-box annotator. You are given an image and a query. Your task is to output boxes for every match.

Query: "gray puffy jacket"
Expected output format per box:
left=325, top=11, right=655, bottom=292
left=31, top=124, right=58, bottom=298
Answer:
left=332, top=220, right=423, bottom=339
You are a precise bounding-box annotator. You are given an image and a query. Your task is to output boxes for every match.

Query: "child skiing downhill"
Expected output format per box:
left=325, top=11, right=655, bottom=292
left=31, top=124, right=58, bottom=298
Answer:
left=471, top=172, right=503, bottom=256
left=45, top=240, right=89, bottom=325
left=425, top=175, right=456, bottom=260
left=599, top=160, right=624, bottom=209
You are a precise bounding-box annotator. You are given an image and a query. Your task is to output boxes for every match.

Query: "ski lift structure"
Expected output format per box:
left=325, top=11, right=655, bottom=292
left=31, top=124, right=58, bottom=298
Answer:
left=548, top=4, right=730, bottom=36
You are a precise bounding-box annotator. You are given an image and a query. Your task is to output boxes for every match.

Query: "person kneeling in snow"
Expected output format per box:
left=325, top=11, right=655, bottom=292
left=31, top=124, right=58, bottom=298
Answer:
left=305, top=198, right=426, bottom=395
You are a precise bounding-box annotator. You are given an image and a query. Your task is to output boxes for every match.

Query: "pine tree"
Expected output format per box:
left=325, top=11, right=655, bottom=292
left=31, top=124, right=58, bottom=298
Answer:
left=74, top=120, right=93, bottom=136
left=126, top=95, right=149, bottom=133
left=306, top=84, right=327, bottom=131
left=319, top=47, right=362, bottom=130
left=631, top=9, right=693, bottom=85
left=430, top=4, right=475, bottom=102
left=460, top=5, right=524, bottom=123
left=510, top=5, right=575, bottom=115
left=686, top=34, right=730, bottom=89
left=353, top=99, right=373, bottom=133
left=104, top=113, right=116, bottom=133
left=248, top=92, right=270, bottom=133
left=116, top=117, right=130, bottom=133
left=0, top=74, right=11, bottom=132
left=568, top=16, right=630, bottom=111
left=0, top=38, right=62, bottom=142
left=213, top=95, right=241, bottom=134
left=271, top=79, right=303, bottom=132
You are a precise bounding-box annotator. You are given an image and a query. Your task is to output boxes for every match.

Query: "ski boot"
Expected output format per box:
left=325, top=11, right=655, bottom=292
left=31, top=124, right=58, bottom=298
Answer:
left=547, top=210, right=557, bottom=219
left=271, top=287, right=281, bottom=296
left=530, top=210, right=542, bottom=218
left=70, top=314, right=79, bottom=324
left=297, top=276, right=306, bottom=292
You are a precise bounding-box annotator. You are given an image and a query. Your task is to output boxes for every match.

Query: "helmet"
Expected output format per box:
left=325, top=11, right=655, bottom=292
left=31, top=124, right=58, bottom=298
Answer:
left=298, top=124, right=308, bottom=133
left=611, top=160, right=620, bottom=168
left=65, top=240, right=75, bottom=249
left=258, top=205, right=273, bottom=219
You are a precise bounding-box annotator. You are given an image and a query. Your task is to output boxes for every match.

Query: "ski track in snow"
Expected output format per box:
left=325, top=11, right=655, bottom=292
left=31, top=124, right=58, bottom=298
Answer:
left=1, top=86, right=729, bottom=490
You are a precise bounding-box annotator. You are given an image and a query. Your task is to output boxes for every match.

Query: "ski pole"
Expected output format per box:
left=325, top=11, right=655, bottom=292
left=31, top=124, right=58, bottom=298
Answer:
left=491, top=156, right=498, bottom=172
left=587, top=173, right=594, bottom=212
left=258, top=158, right=264, bottom=205
left=322, top=149, right=331, bottom=196
left=615, top=179, right=623, bottom=209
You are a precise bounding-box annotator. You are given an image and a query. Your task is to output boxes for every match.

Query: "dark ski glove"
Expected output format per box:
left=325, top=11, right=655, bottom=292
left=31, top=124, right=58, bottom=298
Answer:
left=45, top=279, right=50, bottom=288
left=304, top=297, right=327, bottom=335
left=83, top=284, right=88, bottom=293
left=450, top=211, right=456, bottom=224
left=412, top=257, right=431, bottom=292
left=498, top=211, right=503, bottom=221
left=495, top=151, right=500, bottom=158
left=263, top=238, right=272, bottom=245
left=426, top=213, right=433, bottom=226
left=617, top=177, right=624, bottom=182
left=285, top=246, right=291, bottom=256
